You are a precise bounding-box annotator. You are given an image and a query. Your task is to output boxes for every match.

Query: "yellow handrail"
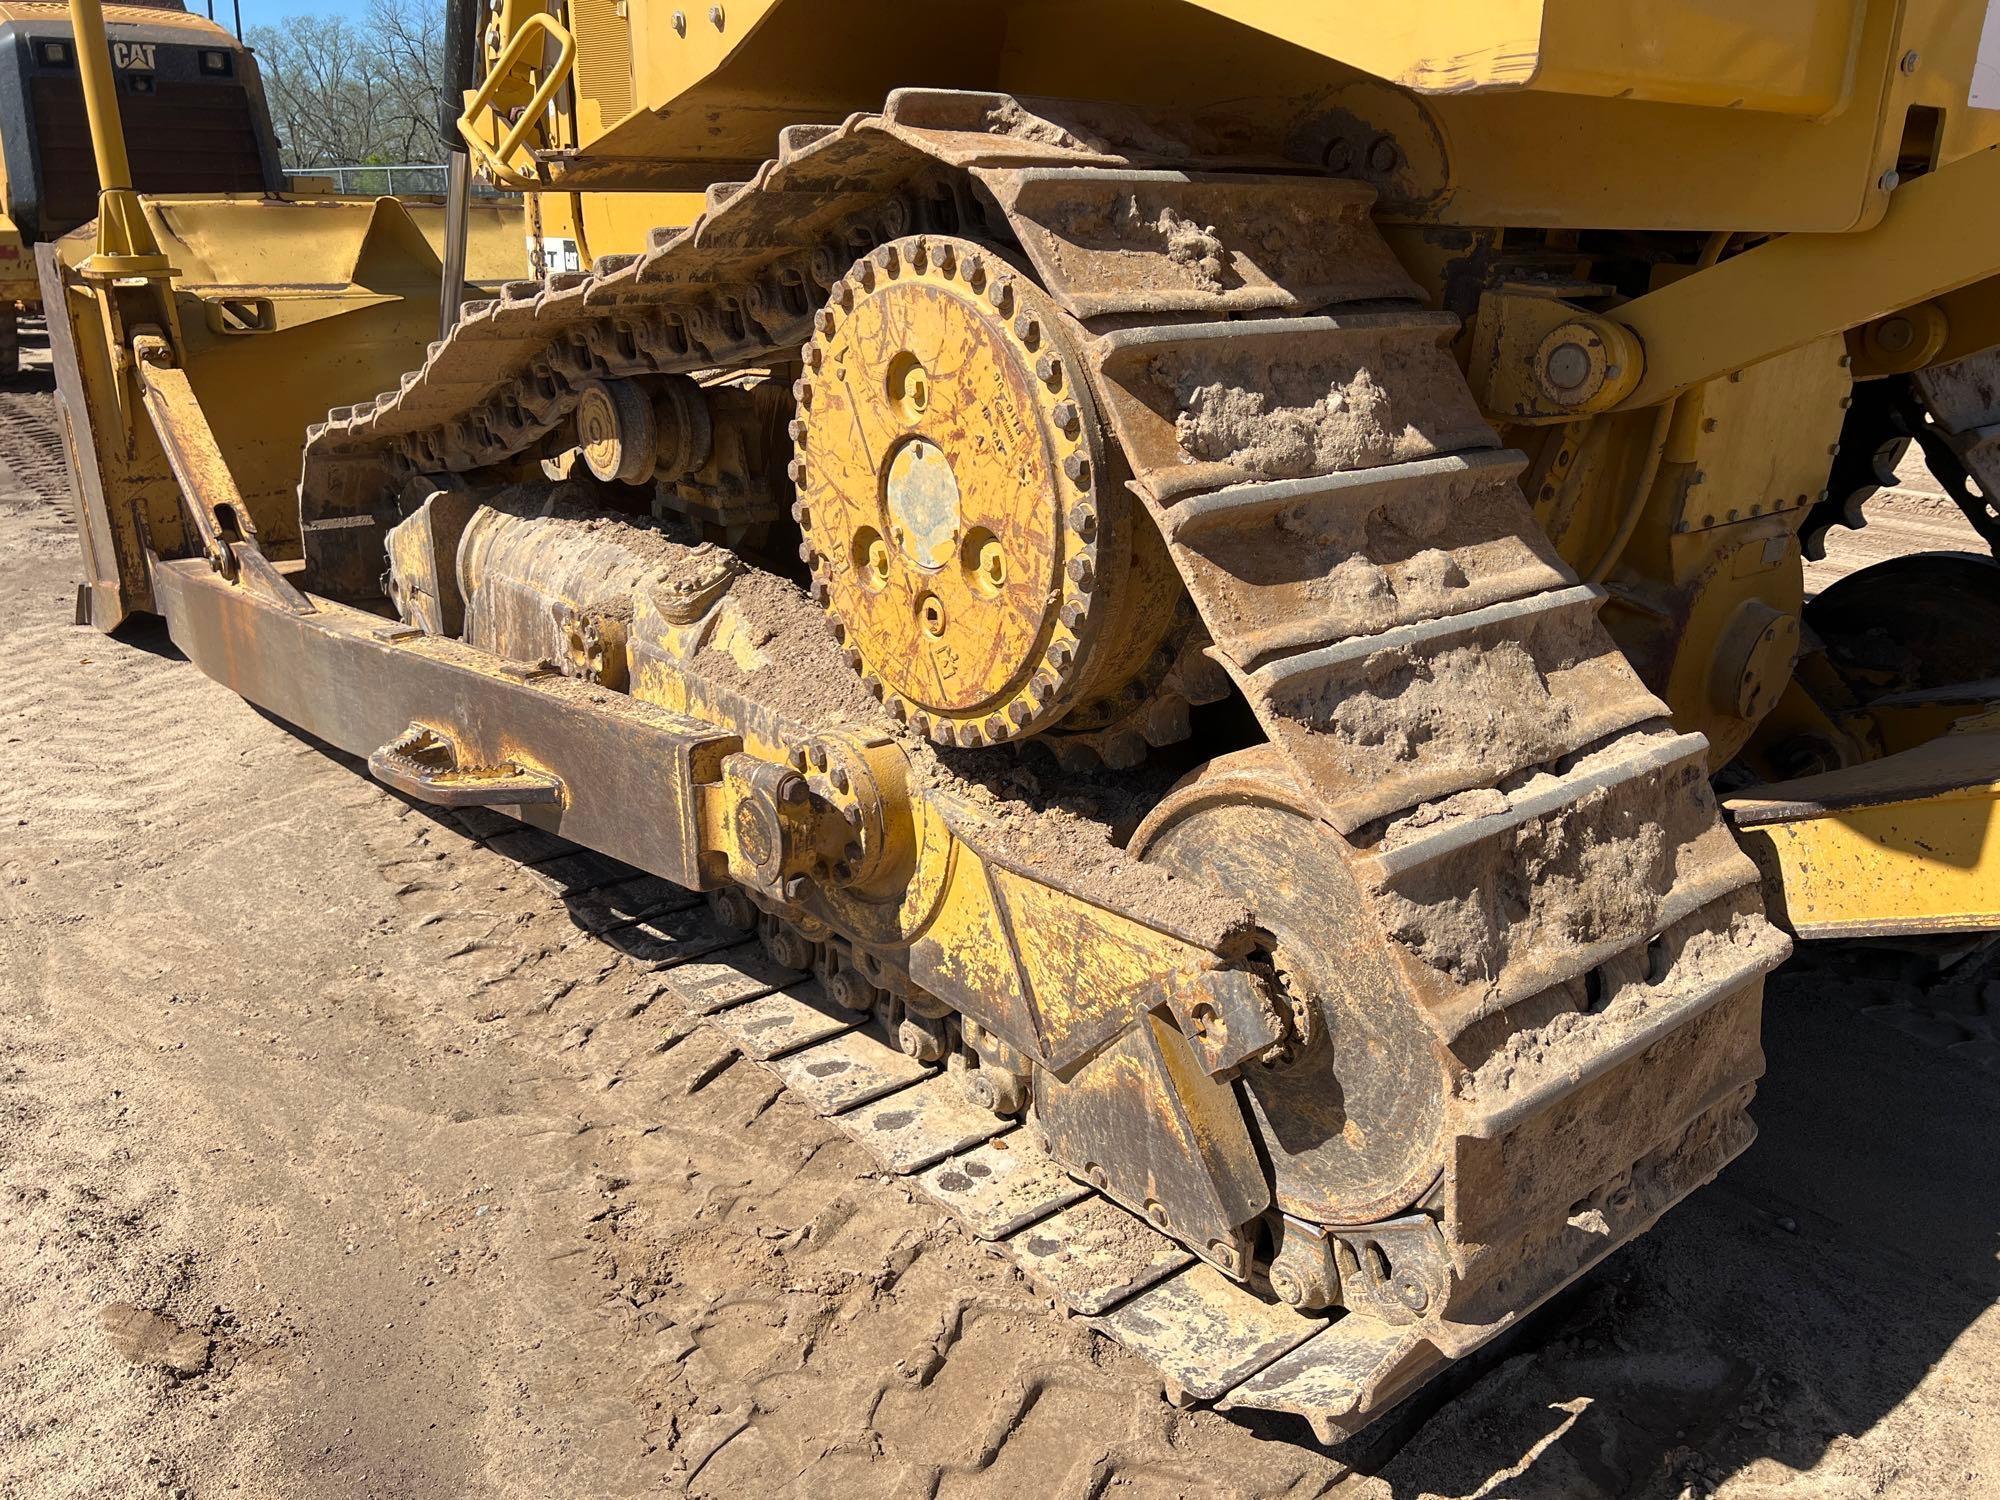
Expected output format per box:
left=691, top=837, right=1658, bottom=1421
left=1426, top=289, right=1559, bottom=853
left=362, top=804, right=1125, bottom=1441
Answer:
left=456, top=10, right=575, bottom=187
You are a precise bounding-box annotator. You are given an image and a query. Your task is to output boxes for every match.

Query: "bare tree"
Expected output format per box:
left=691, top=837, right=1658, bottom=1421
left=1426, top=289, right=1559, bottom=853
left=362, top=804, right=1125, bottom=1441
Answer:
left=248, top=0, right=446, bottom=167
left=366, top=0, right=452, bottom=161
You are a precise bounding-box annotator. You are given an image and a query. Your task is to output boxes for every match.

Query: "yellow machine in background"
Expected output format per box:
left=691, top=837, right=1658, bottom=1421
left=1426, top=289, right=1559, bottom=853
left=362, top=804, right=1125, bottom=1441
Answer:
left=44, top=0, right=2000, bottom=1442
left=0, top=0, right=280, bottom=374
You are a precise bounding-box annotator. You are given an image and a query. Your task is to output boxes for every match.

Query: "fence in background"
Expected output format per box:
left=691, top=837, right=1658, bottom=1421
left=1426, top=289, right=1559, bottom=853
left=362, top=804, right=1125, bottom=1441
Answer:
left=283, top=165, right=511, bottom=198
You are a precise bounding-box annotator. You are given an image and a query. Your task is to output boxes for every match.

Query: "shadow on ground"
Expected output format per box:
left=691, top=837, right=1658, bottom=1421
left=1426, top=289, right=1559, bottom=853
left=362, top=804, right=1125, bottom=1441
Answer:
left=1360, top=945, right=1998, bottom=1497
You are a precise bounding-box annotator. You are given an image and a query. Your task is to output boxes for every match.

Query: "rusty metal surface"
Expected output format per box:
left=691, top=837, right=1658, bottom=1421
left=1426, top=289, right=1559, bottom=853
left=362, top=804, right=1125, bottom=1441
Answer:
left=367, top=722, right=566, bottom=808
left=1004, top=1198, right=1194, bottom=1316
left=640, top=929, right=1417, bottom=1434
left=971, top=167, right=1417, bottom=321
left=1132, top=753, right=1450, bottom=1228
left=705, top=980, right=859, bottom=1060
left=1150, top=451, right=1565, bottom=665
left=1242, top=584, right=1664, bottom=835
left=1089, top=314, right=1492, bottom=504
left=635, top=923, right=1769, bottom=1438
left=767, top=1027, right=931, bottom=1113
left=1220, top=1320, right=1435, bottom=1444
left=666, top=943, right=801, bottom=1012
left=1092, top=1264, right=1325, bottom=1401
left=1033, top=1012, right=1267, bottom=1278
left=453, top=490, right=704, bottom=691
left=150, top=557, right=732, bottom=892
left=914, top=1136, right=1089, bottom=1240
left=134, top=338, right=262, bottom=581
left=382, top=487, right=478, bottom=636
left=827, top=1074, right=1012, bottom=1174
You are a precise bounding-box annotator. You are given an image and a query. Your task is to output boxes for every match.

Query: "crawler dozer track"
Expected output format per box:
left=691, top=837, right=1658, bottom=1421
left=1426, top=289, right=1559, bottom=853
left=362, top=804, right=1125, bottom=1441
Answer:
left=292, top=92, right=1788, bottom=1438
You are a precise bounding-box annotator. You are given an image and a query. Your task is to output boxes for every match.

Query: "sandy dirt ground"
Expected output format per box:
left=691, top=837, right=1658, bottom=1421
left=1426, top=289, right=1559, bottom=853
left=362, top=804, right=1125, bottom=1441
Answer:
left=3, top=328, right=1997, bottom=1498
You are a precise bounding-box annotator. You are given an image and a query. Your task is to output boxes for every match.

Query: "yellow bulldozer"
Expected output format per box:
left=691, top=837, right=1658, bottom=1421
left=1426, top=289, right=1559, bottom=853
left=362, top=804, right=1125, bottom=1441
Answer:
left=42, top=0, right=2000, bottom=1441
left=0, top=0, right=280, bottom=376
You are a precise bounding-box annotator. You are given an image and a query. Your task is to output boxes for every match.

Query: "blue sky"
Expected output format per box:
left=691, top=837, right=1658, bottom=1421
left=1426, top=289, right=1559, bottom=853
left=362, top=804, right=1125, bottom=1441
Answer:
left=193, top=0, right=378, bottom=38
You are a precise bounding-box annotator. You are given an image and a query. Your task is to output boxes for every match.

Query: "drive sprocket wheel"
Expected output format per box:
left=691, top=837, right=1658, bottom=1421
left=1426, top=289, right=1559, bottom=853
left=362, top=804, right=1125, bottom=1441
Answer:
left=791, top=234, right=1179, bottom=748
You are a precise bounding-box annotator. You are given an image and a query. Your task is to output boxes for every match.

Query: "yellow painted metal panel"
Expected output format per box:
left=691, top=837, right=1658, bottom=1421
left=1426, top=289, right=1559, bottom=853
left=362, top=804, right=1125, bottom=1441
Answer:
left=1179, top=0, right=1860, bottom=113
left=1730, top=727, right=2000, bottom=938
left=538, top=189, right=705, bottom=264
left=1535, top=0, right=1862, bottom=113
left=1736, top=788, right=2000, bottom=938
left=1176, top=0, right=1545, bottom=93
left=573, top=0, right=1996, bottom=233
left=137, top=194, right=523, bottom=287
left=1609, top=144, right=2000, bottom=410
left=572, top=0, right=636, bottom=136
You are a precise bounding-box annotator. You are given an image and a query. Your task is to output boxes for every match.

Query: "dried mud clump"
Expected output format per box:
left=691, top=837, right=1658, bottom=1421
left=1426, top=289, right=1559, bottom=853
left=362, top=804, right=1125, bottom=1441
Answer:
left=1127, top=201, right=1228, bottom=291
left=978, top=97, right=1091, bottom=152
left=1175, top=367, right=1406, bottom=478
left=1276, top=638, right=1576, bottom=791
left=1375, top=765, right=1683, bottom=994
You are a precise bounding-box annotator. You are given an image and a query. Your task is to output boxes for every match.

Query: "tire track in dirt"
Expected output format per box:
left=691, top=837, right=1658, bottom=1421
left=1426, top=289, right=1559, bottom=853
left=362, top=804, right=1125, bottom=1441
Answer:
left=351, top=795, right=1356, bottom=1496
left=0, top=411, right=242, bottom=847
left=0, top=388, right=76, bottom=537
left=1, top=387, right=1352, bottom=1495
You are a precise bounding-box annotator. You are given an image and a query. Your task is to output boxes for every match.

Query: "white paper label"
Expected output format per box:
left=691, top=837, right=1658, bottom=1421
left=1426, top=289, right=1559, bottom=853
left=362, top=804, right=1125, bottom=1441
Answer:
left=1974, top=0, right=2000, bottom=108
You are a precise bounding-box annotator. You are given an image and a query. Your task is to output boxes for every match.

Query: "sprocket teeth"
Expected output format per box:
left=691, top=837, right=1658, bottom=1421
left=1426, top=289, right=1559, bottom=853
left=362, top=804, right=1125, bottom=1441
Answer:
left=1141, top=694, right=1192, bottom=747
left=788, top=232, right=1189, bottom=760
left=1049, top=738, right=1101, bottom=772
